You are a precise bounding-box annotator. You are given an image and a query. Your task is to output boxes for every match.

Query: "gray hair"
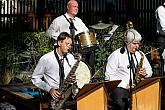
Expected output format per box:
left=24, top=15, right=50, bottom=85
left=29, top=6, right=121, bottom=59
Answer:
left=124, top=29, right=142, bottom=43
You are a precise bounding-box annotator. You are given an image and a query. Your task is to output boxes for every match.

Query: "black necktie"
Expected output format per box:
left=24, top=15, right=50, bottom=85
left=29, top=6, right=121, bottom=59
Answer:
left=130, top=54, right=135, bottom=72
left=69, top=18, right=75, bottom=37
left=130, top=54, right=137, bottom=83
left=59, top=59, right=65, bottom=86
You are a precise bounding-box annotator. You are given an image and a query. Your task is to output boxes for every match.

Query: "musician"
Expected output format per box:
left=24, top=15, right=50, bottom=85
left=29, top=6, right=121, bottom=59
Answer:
left=31, top=32, right=76, bottom=109
left=46, top=0, right=88, bottom=43
left=105, top=29, right=153, bottom=110
left=155, top=2, right=165, bottom=74
left=46, top=0, right=95, bottom=75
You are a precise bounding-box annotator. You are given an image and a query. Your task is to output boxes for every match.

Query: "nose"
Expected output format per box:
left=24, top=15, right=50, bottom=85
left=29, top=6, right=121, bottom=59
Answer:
left=136, top=44, right=140, bottom=47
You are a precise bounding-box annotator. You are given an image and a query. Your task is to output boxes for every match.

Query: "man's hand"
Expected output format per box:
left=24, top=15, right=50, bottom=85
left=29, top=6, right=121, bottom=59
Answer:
left=49, top=88, right=60, bottom=100
left=126, top=84, right=135, bottom=90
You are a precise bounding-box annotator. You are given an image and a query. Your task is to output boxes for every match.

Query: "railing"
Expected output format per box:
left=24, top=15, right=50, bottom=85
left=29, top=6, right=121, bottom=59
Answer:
left=0, top=0, right=164, bottom=34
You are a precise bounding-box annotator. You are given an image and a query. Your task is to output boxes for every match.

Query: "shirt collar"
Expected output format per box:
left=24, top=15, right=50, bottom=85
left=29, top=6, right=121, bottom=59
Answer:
left=55, top=50, right=63, bottom=60
left=65, top=13, right=75, bottom=20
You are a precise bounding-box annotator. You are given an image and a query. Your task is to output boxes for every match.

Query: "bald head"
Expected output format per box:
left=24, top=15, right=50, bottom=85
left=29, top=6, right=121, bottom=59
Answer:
left=67, top=0, right=77, bottom=6
left=67, top=0, right=78, bottom=18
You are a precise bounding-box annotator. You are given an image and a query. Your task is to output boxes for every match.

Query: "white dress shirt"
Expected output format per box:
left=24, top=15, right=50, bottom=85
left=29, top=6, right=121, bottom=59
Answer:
left=105, top=48, right=153, bottom=89
left=155, top=5, right=165, bottom=72
left=31, top=50, right=75, bottom=92
left=46, top=13, right=89, bottom=40
left=155, top=5, right=165, bottom=36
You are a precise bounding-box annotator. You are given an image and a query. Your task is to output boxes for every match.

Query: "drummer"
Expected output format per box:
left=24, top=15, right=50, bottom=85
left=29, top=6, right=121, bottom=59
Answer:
left=46, top=0, right=88, bottom=45
left=46, top=0, right=95, bottom=75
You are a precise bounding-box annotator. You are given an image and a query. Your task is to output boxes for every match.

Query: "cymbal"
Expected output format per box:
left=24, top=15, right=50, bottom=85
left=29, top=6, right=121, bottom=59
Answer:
left=89, top=21, right=112, bottom=30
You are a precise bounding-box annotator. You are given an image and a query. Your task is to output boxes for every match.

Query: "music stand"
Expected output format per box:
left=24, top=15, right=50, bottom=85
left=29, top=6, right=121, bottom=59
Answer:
left=75, top=80, right=121, bottom=110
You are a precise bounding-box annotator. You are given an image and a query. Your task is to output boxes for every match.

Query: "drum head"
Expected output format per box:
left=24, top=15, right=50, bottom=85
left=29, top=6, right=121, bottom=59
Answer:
left=75, top=61, right=91, bottom=88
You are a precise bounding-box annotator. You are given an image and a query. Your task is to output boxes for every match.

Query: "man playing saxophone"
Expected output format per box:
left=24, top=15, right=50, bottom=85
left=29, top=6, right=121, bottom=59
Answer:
left=31, top=32, right=77, bottom=109
left=105, top=29, right=153, bottom=110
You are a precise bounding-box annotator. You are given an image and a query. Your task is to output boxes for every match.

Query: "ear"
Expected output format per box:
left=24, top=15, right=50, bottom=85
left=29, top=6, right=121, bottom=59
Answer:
left=67, top=5, right=69, bottom=10
left=57, top=40, right=61, bottom=47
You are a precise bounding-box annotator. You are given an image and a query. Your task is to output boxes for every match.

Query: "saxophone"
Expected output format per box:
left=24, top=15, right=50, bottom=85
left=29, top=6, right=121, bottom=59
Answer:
left=135, top=51, right=144, bottom=84
left=50, top=54, right=81, bottom=110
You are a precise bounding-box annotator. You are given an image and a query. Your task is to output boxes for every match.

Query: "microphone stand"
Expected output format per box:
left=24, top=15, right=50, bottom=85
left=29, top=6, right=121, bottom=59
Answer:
left=125, top=46, right=136, bottom=110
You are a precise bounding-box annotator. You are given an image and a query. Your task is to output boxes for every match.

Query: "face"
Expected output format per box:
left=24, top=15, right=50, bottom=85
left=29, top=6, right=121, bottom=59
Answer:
left=126, top=41, right=140, bottom=53
left=58, top=37, right=72, bottom=55
left=67, top=0, right=78, bottom=17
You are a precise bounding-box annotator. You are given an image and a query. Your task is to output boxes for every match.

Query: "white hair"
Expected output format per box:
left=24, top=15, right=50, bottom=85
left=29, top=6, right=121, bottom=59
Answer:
left=124, top=29, right=142, bottom=43
left=67, top=0, right=77, bottom=7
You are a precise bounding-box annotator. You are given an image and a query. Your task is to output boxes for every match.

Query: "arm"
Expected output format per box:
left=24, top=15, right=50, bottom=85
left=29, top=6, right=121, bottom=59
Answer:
left=143, top=55, right=153, bottom=78
left=46, top=19, right=60, bottom=40
left=105, top=53, right=119, bottom=81
left=31, top=57, right=52, bottom=92
left=157, top=6, right=165, bottom=32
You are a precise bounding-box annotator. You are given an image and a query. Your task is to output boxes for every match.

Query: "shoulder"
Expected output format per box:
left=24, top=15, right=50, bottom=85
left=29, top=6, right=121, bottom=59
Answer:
left=75, top=17, right=83, bottom=21
left=40, top=51, right=54, bottom=60
left=108, top=48, right=121, bottom=59
left=52, top=15, right=65, bottom=22
left=111, top=48, right=122, bottom=55
left=157, top=5, right=165, bottom=11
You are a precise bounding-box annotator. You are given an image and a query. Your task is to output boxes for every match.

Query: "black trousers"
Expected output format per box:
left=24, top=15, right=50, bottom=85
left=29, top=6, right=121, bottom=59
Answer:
left=110, top=87, right=129, bottom=110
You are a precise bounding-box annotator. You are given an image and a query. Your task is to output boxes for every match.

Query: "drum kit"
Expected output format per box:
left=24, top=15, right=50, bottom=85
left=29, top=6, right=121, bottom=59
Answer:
left=74, top=21, right=117, bottom=89
left=76, top=21, right=113, bottom=53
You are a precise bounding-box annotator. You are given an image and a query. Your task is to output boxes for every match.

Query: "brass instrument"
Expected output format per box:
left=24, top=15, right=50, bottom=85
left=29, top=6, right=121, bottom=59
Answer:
left=135, top=51, right=144, bottom=84
left=50, top=54, right=81, bottom=110
left=126, top=21, right=134, bottom=30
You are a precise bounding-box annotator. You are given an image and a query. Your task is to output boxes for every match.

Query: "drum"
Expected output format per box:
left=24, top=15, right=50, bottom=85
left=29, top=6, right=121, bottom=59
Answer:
left=78, top=32, right=98, bottom=52
left=75, top=61, right=91, bottom=88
